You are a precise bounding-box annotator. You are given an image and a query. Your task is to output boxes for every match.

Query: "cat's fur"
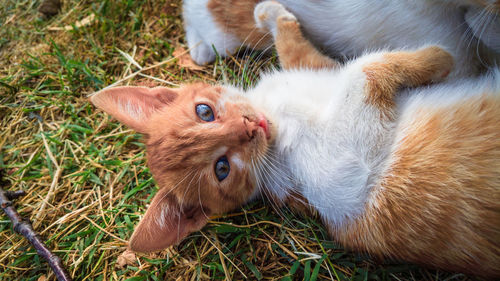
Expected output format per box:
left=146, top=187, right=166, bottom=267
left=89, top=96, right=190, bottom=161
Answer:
left=91, top=2, right=500, bottom=278
left=183, top=0, right=500, bottom=77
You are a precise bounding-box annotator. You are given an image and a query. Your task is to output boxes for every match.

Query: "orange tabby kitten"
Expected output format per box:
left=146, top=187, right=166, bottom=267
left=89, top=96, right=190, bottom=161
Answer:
left=91, top=2, right=500, bottom=277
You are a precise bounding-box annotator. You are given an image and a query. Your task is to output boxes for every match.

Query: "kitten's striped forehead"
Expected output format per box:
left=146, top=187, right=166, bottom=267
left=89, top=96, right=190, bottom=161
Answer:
left=193, top=85, right=247, bottom=117
left=216, top=86, right=247, bottom=113
left=145, top=85, right=256, bottom=170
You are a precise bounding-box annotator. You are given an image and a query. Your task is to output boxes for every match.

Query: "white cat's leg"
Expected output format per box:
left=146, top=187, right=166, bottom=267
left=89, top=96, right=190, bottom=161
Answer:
left=183, top=0, right=243, bottom=65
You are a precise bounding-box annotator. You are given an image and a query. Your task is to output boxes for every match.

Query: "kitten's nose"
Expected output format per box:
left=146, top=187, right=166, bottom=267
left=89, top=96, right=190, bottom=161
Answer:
left=242, top=117, right=258, bottom=141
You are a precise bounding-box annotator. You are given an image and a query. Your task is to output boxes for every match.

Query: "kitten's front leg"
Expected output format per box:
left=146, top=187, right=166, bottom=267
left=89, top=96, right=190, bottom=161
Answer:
left=254, top=1, right=338, bottom=69
left=360, top=46, right=454, bottom=118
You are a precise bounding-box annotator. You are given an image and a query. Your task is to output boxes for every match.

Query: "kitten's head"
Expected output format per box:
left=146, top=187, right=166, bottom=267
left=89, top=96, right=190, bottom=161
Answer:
left=91, top=83, right=273, bottom=252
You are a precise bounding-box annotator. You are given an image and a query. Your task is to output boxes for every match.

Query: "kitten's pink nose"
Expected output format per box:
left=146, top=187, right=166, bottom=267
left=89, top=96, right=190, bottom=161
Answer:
left=257, top=117, right=270, bottom=139
left=242, top=117, right=259, bottom=141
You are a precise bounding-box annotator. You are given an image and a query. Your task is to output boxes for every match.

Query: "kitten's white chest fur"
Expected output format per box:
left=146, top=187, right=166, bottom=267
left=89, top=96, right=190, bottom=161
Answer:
left=243, top=59, right=395, bottom=225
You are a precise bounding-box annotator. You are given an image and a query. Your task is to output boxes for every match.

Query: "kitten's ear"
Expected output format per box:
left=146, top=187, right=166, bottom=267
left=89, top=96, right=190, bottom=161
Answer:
left=90, top=86, right=178, bottom=133
left=129, top=188, right=209, bottom=253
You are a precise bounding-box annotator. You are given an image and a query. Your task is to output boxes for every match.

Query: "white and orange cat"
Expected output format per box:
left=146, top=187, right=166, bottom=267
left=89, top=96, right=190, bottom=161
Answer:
left=184, top=0, right=500, bottom=77
left=91, top=2, right=500, bottom=278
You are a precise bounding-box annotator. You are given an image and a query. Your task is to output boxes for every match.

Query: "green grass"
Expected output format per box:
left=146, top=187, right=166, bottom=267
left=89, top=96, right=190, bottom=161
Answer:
left=0, top=0, right=476, bottom=280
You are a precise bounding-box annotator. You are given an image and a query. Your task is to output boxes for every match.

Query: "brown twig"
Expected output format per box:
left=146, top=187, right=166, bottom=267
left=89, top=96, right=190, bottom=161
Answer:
left=0, top=171, right=72, bottom=281
left=5, top=190, right=26, bottom=200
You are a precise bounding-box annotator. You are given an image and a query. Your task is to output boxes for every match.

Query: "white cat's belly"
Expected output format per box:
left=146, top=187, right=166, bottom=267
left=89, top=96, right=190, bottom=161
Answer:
left=184, top=0, right=498, bottom=76
left=277, top=0, right=478, bottom=77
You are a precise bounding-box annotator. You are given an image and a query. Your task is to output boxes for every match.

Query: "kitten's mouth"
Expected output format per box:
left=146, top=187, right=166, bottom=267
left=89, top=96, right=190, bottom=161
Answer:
left=257, top=114, right=270, bottom=139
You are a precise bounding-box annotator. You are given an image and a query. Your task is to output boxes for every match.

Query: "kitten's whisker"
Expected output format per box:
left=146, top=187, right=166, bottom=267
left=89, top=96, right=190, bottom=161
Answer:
left=470, top=6, right=491, bottom=67
left=179, top=170, right=199, bottom=211
left=261, top=151, right=293, bottom=181
left=235, top=27, right=266, bottom=86
left=262, top=150, right=324, bottom=210
left=252, top=45, right=275, bottom=71
left=478, top=5, right=497, bottom=66
left=255, top=158, right=302, bottom=223
left=259, top=155, right=308, bottom=222
left=251, top=158, right=282, bottom=217
left=197, top=172, right=210, bottom=220
left=463, top=6, right=487, bottom=63
left=254, top=56, right=274, bottom=77
left=176, top=169, right=199, bottom=239
left=253, top=156, right=290, bottom=222
left=246, top=42, right=275, bottom=81
left=153, top=169, right=195, bottom=210
left=240, top=31, right=273, bottom=87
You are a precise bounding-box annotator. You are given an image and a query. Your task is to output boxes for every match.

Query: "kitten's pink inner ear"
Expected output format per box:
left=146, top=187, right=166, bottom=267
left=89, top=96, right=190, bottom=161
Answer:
left=90, top=86, right=178, bottom=133
left=129, top=188, right=209, bottom=253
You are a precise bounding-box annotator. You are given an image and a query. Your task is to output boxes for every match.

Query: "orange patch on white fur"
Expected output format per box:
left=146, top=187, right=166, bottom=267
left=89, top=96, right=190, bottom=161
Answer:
left=274, top=18, right=338, bottom=70
left=208, top=0, right=272, bottom=49
left=332, top=95, right=500, bottom=278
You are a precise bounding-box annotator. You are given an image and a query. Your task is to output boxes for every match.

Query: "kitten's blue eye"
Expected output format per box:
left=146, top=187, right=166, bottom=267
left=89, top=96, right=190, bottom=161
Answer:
left=215, top=156, right=230, bottom=181
left=196, top=104, right=215, bottom=122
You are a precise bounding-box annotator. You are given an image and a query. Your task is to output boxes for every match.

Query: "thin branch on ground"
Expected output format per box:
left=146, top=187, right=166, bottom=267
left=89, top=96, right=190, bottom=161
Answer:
left=0, top=170, right=72, bottom=281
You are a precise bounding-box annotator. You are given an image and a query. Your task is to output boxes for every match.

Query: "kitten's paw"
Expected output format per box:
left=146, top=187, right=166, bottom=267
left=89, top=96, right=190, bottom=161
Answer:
left=254, top=1, right=297, bottom=36
left=419, top=46, right=454, bottom=83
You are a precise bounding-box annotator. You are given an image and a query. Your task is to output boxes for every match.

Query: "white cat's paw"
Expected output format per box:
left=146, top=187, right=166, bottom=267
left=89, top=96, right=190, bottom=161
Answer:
left=189, top=42, right=216, bottom=66
left=254, top=1, right=297, bottom=36
left=185, top=26, right=216, bottom=65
